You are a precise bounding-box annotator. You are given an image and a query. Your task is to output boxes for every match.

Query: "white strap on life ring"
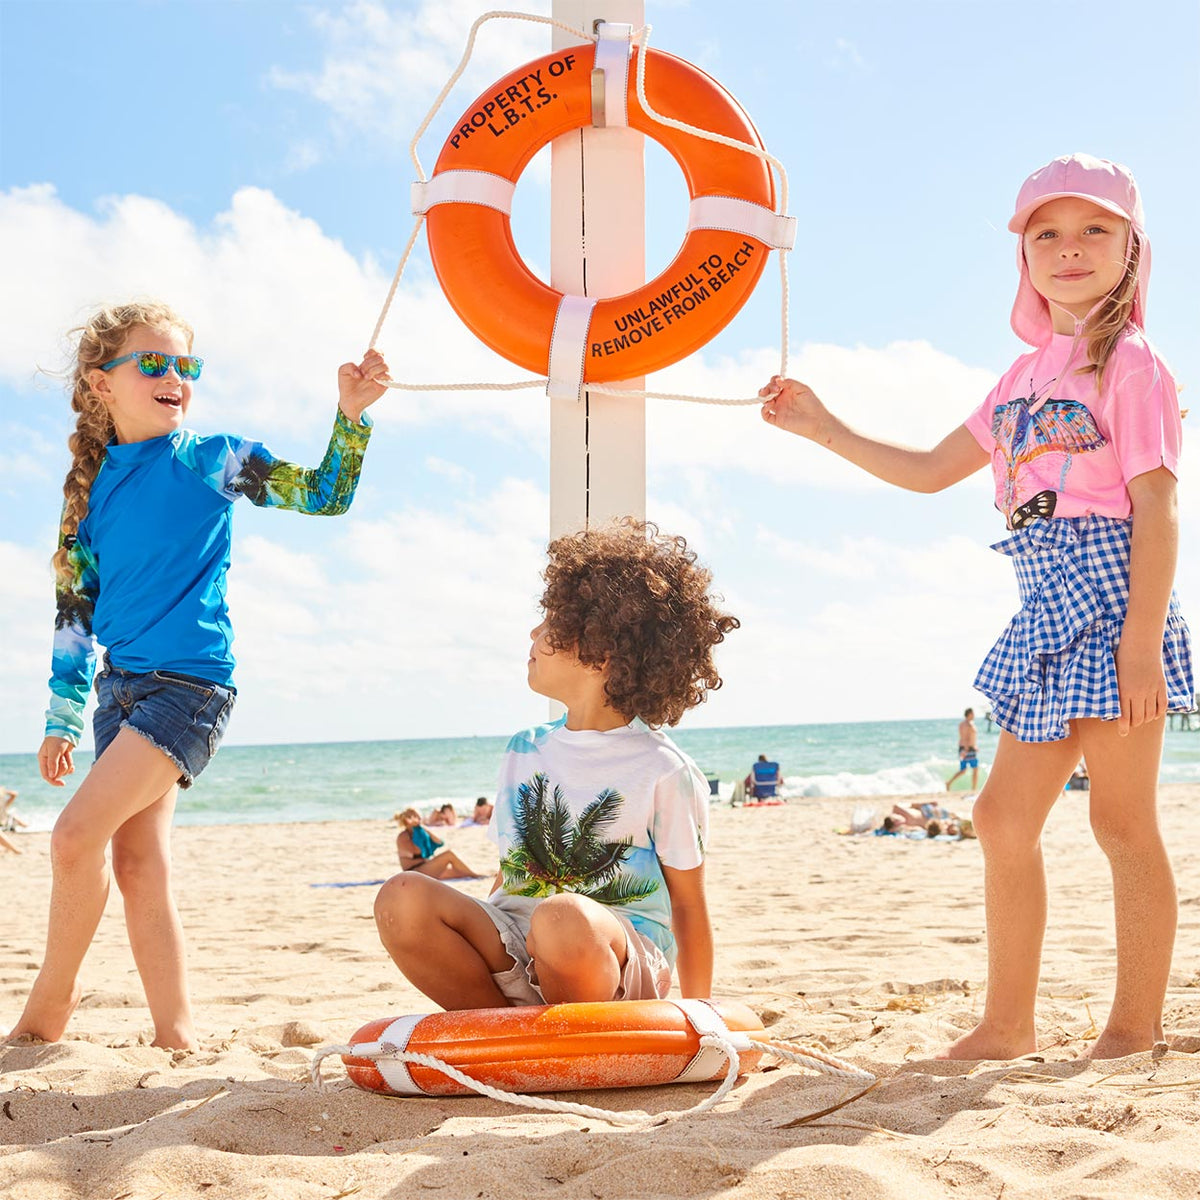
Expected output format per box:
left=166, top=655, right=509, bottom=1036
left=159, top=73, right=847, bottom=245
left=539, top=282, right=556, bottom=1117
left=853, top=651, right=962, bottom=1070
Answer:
left=358, top=1014, right=424, bottom=1096
left=547, top=295, right=598, bottom=401
left=674, top=999, right=755, bottom=1084
left=688, top=195, right=797, bottom=250
left=411, top=170, right=516, bottom=217
left=592, top=21, right=632, bottom=128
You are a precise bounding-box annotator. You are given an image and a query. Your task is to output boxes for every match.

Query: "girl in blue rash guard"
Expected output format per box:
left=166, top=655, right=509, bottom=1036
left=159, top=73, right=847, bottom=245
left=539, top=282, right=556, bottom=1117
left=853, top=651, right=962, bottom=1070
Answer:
left=9, top=301, right=390, bottom=1049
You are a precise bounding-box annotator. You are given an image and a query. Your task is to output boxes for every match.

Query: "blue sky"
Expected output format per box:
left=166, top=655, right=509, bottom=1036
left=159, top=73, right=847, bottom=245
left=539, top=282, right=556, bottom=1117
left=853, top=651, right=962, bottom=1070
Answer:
left=1, top=0, right=1196, bottom=753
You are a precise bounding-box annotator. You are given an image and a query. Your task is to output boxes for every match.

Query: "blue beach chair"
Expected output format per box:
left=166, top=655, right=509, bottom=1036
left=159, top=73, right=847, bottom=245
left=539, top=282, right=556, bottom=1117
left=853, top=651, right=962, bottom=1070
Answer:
left=751, top=760, right=782, bottom=800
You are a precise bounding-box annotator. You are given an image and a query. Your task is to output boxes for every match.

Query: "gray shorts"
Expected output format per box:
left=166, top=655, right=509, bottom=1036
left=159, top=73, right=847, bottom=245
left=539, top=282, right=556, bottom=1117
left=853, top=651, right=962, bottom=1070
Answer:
left=478, top=894, right=672, bottom=1006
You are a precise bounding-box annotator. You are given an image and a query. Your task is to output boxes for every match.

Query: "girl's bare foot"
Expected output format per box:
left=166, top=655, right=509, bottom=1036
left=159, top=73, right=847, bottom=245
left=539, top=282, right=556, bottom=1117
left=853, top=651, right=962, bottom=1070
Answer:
left=151, top=1025, right=198, bottom=1052
left=9, top=980, right=83, bottom=1043
left=936, top=1023, right=1038, bottom=1061
left=1087, top=1026, right=1165, bottom=1060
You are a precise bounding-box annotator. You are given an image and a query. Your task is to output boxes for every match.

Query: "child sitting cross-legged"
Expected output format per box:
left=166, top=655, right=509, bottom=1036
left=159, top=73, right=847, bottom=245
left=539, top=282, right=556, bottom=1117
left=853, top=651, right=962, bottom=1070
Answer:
left=373, top=521, right=739, bottom=1007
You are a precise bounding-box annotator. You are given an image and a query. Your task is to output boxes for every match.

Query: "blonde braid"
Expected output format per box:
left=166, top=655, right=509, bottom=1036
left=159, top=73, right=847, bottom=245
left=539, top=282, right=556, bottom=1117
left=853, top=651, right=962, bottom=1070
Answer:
left=52, top=301, right=194, bottom=585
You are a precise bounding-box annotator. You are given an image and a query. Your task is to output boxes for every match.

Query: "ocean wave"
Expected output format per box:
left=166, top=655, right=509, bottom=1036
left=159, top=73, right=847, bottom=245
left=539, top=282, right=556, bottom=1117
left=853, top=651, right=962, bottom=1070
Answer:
left=771, top=758, right=1200, bottom=797
left=1162, top=761, right=1200, bottom=784
left=781, top=760, right=959, bottom=799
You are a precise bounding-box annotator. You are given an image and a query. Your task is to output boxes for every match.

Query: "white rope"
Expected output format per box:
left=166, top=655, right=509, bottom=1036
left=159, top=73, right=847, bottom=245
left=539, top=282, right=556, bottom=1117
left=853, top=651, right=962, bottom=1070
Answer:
left=367, top=10, right=592, bottom=369
left=407, top=11, right=595, bottom=184
left=311, top=1031, right=874, bottom=1127
left=368, top=12, right=791, bottom=407
left=628, top=23, right=791, bottom=385
left=756, top=1039, right=876, bottom=1085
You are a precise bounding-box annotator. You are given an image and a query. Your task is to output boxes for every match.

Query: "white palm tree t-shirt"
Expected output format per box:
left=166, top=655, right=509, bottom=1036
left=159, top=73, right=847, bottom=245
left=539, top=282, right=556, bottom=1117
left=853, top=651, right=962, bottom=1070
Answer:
left=487, top=716, right=710, bottom=964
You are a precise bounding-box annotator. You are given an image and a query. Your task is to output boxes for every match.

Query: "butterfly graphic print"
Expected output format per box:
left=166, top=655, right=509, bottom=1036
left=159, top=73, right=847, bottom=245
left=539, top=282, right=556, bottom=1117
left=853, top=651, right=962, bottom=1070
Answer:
left=989, top=393, right=1107, bottom=527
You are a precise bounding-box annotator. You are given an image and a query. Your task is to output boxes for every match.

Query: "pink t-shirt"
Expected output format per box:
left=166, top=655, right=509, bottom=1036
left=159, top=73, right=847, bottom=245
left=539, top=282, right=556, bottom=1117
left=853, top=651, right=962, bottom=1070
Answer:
left=964, top=329, right=1182, bottom=526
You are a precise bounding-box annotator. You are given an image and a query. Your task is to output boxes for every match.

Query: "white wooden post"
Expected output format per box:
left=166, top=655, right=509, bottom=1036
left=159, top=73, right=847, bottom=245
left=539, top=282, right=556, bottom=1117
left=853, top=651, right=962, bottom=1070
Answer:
left=549, top=0, right=646, bottom=540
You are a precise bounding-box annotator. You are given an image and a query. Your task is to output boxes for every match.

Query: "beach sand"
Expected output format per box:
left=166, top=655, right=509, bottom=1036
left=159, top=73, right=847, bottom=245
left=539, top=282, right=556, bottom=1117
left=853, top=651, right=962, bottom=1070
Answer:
left=2, top=786, right=1198, bottom=1199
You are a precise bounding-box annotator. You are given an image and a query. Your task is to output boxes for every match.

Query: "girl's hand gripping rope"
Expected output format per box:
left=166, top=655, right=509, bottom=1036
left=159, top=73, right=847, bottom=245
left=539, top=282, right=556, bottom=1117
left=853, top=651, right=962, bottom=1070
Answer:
left=759, top=375, right=829, bottom=441
left=338, top=349, right=392, bottom=424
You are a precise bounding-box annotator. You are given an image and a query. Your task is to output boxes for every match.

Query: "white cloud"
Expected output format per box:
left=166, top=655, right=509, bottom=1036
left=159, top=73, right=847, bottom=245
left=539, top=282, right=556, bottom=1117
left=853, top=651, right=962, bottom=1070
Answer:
left=705, top=532, right=1018, bottom=728
left=752, top=529, right=882, bottom=581
left=268, top=0, right=555, bottom=146
left=0, top=542, right=57, bottom=753
left=219, top=477, right=550, bottom=745
left=282, top=140, right=322, bottom=174
left=0, top=422, right=58, bottom=495
left=646, top=339, right=1000, bottom=490
left=425, top=456, right=475, bottom=488
left=0, top=183, right=544, bottom=438
left=830, top=37, right=868, bottom=72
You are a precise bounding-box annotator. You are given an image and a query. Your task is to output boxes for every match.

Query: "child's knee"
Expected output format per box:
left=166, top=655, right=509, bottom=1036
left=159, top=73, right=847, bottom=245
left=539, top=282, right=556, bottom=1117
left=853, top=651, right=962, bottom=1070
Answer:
left=374, top=872, right=435, bottom=938
left=379, top=873, right=427, bottom=926
left=49, top=811, right=105, bottom=873
left=529, top=894, right=612, bottom=958
left=1089, top=805, right=1161, bottom=858
left=968, top=790, right=1024, bottom=851
left=111, top=842, right=169, bottom=896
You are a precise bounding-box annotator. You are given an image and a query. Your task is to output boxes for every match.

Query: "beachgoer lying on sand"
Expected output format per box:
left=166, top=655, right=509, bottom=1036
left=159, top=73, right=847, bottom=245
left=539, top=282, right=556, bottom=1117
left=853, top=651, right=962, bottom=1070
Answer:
left=426, top=803, right=458, bottom=827
left=393, top=809, right=482, bottom=879
left=469, top=797, right=493, bottom=825
left=874, top=813, right=975, bottom=839
left=890, top=802, right=958, bottom=827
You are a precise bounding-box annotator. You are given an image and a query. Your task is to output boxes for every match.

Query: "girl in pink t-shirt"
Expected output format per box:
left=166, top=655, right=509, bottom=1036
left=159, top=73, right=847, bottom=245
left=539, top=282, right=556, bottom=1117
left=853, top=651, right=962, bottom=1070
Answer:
left=758, top=154, right=1191, bottom=1062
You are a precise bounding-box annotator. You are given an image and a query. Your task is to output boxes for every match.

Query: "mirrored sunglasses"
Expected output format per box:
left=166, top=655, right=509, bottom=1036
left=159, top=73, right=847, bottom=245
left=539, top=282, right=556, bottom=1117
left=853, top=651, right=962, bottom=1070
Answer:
left=99, top=351, right=204, bottom=380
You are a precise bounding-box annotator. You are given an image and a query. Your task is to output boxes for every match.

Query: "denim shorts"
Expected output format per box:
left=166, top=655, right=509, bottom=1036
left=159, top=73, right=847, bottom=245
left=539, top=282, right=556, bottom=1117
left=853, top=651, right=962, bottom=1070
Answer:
left=93, top=665, right=236, bottom=789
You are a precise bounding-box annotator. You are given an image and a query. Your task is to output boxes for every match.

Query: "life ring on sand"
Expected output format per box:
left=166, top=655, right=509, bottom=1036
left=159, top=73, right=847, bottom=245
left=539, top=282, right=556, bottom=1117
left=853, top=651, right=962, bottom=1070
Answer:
left=411, top=32, right=795, bottom=396
left=334, top=998, right=766, bottom=1097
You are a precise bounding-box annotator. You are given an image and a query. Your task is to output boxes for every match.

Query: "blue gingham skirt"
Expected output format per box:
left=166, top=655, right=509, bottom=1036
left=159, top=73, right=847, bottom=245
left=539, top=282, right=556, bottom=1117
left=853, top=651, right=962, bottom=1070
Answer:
left=974, top=515, right=1193, bottom=743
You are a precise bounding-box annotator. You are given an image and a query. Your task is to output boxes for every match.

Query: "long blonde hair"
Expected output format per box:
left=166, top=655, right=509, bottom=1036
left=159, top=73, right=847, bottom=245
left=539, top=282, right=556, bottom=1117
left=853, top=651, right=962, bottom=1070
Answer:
left=1078, top=235, right=1141, bottom=392
left=53, top=301, right=194, bottom=585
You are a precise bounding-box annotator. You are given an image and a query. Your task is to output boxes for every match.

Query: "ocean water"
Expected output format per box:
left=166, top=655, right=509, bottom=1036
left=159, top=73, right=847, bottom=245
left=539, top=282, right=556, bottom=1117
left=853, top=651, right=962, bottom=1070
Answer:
left=3, top=717, right=1199, bottom=832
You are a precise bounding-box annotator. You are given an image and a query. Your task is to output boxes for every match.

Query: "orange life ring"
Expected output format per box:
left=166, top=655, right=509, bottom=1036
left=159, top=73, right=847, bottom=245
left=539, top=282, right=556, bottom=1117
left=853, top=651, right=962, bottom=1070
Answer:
left=416, top=40, right=788, bottom=387
left=340, top=998, right=766, bottom=1097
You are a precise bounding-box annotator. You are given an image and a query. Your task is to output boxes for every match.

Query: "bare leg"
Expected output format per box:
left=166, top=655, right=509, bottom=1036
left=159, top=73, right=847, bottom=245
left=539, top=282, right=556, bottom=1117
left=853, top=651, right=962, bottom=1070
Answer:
left=111, top=786, right=195, bottom=1049
left=526, top=893, right=628, bottom=1003
left=374, top=872, right=513, bottom=1009
left=0, top=832, right=19, bottom=854
left=11, top=729, right=182, bottom=1042
left=412, top=850, right=484, bottom=880
left=938, top=728, right=1079, bottom=1060
left=1076, top=716, right=1175, bottom=1058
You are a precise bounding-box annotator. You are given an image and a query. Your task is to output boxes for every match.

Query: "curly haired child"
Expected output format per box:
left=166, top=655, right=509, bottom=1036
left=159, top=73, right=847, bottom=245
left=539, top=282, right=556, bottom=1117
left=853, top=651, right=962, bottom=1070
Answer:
left=374, top=521, right=738, bottom=1008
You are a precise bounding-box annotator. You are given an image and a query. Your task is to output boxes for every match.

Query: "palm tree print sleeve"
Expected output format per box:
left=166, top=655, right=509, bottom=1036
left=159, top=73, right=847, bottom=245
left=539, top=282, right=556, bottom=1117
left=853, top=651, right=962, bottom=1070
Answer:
left=175, top=409, right=374, bottom=514
left=45, top=526, right=101, bottom=743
